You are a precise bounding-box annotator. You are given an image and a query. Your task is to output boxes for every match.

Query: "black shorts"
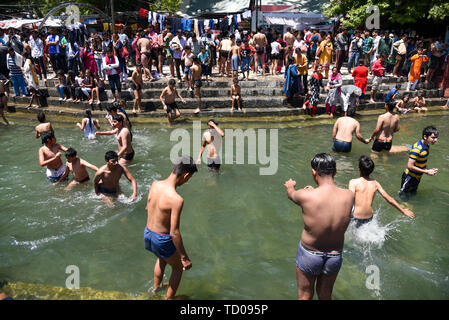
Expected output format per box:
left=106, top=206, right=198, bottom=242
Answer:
left=207, top=157, right=221, bottom=171
left=256, top=47, right=265, bottom=55
left=130, top=82, right=141, bottom=91
left=166, top=102, right=179, bottom=114
left=372, top=140, right=392, bottom=152
left=399, top=172, right=420, bottom=196
left=220, top=50, right=230, bottom=59
left=271, top=53, right=280, bottom=60
left=0, top=92, right=5, bottom=98
left=194, top=79, right=202, bottom=88
left=121, top=150, right=135, bottom=161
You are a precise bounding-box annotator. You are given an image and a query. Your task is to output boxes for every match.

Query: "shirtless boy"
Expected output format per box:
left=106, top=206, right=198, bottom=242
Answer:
left=38, top=131, right=68, bottom=182
left=395, top=95, right=411, bottom=114
left=230, top=39, right=242, bottom=79
left=93, top=150, right=137, bottom=206
left=254, top=27, right=268, bottom=76
left=197, top=120, right=225, bottom=171
left=131, top=63, right=144, bottom=114
left=137, top=32, right=154, bottom=81
left=96, top=114, right=134, bottom=166
left=144, top=155, right=197, bottom=299
left=181, top=45, right=194, bottom=90
left=54, top=147, right=99, bottom=190
left=191, top=57, right=202, bottom=114
left=284, top=153, right=354, bottom=300
left=367, top=101, right=408, bottom=153
left=35, top=112, right=54, bottom=139
left=105, top=103, right=131, bottom=130
left=230, top=77, right=242, bottom=111
left=349, top=155, right=414, bottom=228
left=412, top=93, right=428, bottom=112
left=0, top=79, right=9, bottom=125
left=332, top=114, right=369, bottom=152
left=160, top=79, right=186, bottom=124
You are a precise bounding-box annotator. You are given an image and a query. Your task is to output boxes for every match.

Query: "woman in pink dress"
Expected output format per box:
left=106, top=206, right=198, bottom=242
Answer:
left=80, top=41, right=98, bottom=74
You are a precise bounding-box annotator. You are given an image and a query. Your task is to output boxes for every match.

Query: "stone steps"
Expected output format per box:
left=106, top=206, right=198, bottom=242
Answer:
left=9, top=97, right=447, bottom=119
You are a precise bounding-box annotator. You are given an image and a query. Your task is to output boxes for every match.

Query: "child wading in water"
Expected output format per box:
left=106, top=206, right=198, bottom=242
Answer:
left=230, top=77, right=242, bottom=111
left=131, top=63, right=144, bottom=114
left=160, top=79, right=186, bottom=124
left=77, top=109, right=100, bottom=140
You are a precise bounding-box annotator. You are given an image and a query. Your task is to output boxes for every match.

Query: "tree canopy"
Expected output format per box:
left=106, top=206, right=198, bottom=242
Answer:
left=323, top=0, right=449, bottom=28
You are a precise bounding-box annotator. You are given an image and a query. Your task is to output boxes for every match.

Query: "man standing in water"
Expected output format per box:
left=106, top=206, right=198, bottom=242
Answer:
left=96, top=114, right=134, bottom=166
left=38, top=131, right=68, bottom=182
left=93, top=151, right=137, bottom=206
left=349, top=155, right=414, bottom=228
left=197, top=120, right=225, bottom=172
left=332, top=114, right=369, bottom=152
left=144, top=155, right=197, bottom=299
left=366, top=101, right=408, bottom=153
left=284, top=153, right=354, bottom=300
left=399, top=126, right=439, bottom=200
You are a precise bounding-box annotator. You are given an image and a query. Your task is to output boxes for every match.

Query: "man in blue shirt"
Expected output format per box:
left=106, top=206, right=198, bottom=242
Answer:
left=46, top=28, right=61, bottom=78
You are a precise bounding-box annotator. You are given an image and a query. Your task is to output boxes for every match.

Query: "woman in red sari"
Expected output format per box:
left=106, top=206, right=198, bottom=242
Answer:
left=80, top=41, right=98, bottom=73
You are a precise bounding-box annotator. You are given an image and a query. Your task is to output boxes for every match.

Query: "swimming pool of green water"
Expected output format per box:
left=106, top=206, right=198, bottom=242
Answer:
left=1, top=112, right=448, bottom=299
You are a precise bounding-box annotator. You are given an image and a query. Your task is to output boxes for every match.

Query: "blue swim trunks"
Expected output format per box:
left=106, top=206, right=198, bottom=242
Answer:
left=144, top=227, right=176, bottom=259
left=332, top=139, right=352, bottom=153
left=296, top=242, right=343, bottom=276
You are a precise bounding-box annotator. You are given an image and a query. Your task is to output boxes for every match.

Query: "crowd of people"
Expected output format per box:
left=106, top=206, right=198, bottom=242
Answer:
left=1, top=24, right=448, bottom=123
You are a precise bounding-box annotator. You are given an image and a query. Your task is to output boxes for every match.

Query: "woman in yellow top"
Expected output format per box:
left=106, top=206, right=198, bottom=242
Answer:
left=317, top=34, right=333, bottom=78
left=294, top=47, right=308, bottom=93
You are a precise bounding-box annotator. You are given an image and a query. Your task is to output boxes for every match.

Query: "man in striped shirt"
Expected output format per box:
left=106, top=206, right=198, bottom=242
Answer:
left=6, top=46, right=28, bottom=97
left=399, top=126, right=439, bottom=200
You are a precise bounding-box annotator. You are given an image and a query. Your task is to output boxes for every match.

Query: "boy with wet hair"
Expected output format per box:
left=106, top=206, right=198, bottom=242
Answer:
left=144, top=155, right=197, bottom=299
left=38, top=130, right=68, bottom=182
left=284, top=153, right=354, bottom=300
left=54, top=147, right=99, bottom=190
left=160, top=78, right=186, bottom=124
left=35, top=112, right=54, bottom=138
left=93, top=150, right=137, bottom=206
left=349, top=155, right=414, bottom=228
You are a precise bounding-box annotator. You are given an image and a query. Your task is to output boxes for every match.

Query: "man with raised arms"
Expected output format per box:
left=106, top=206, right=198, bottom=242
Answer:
left=366, top=101, right=408, bottom=153
left=144, top=155, right=197, bottom=299
left=54, top=147, right=99, bottom=190
left=284, top=153, right=354, bottom=300
left=332, top=113, right=369, bottom=153
left=349, top=155, right=414, bottom=228
left=38, top=131, right=67, bottom=182
left=96, top=114, right=134, bottom=166
left=93, top=150, right=137, bottom=206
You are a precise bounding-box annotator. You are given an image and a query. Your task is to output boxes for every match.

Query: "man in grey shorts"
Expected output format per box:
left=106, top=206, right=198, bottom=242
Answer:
left=284, top=153, right=354, bottom=300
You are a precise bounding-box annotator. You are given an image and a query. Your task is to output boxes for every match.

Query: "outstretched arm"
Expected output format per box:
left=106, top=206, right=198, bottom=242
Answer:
left=369, top=117, right=383, bottom=141
left=355, top=122, right=368, bottom=144
left=197, top=140, right=207, bottom=165
left=376, top=182, right=414, bottom=218
left=96, top=128, right=119, bottom=136
left=122, top=165, right=137, bottom=200
left=169, top=198, right=192, bottom=271
left=284, top=179, right=310, bottom=205
left=80, top=159, right=99, bottom=172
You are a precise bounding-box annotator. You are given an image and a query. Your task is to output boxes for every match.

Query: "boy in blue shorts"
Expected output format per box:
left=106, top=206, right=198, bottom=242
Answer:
left=144, top=156, right=197, bottom=299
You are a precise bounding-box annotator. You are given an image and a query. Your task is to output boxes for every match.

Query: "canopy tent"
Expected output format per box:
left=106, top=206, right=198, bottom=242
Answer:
left=263, top=12, right=335, bottom=32
left=179, top=0, right=328, bottom=18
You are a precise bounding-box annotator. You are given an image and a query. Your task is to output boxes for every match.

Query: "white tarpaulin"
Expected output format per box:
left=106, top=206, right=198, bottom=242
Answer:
left=263, top=12, right=334, bottom=32
left=0, top=18, right=63, bottom=29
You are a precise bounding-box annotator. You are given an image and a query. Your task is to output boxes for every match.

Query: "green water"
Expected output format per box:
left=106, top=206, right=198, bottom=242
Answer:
left=1, top=113, right=449, bottom=299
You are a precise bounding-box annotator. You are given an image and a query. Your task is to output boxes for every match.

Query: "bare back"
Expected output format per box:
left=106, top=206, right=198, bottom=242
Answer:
left=146, top=180, right=182, bottom=234
left=297, top=185, right=354, bottom=252
left=334, top=117, right=360, bottom=143
left=349, top=177, right=378, bottom=219
left=376, top=112, right=399, bottom=141
left=35, top=123, right=53, bottom=138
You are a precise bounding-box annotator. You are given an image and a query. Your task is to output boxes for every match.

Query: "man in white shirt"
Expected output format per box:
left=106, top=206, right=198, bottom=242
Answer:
left=29, top=30, right=47, bottom=81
